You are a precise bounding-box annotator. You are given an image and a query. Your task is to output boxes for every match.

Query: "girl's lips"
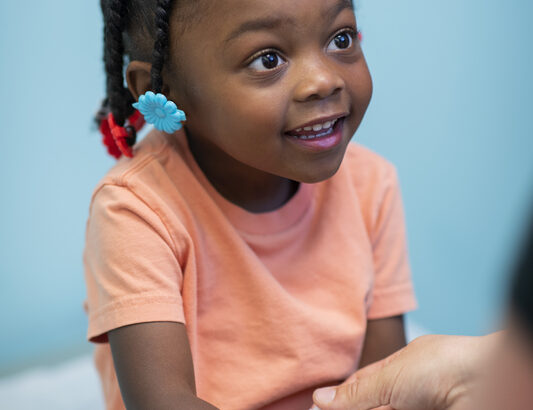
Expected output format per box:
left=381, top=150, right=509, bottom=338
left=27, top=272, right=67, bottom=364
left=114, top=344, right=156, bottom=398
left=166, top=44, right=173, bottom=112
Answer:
left=284, top=117, right=345, bottom=152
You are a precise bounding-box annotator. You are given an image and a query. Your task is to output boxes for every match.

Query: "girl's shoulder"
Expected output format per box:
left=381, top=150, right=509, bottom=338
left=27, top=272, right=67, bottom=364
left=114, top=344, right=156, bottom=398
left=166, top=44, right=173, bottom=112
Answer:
left=89, top=129, right=188, bottom=204
left=97, top=129, right=172, bottom=185
left=343, top=141, right=399, bottom=190
left=339, top=142, right=404, bottom=233
left=340, top=142, right=407, bottom=248
left=86, top=128, right=207, bottom=238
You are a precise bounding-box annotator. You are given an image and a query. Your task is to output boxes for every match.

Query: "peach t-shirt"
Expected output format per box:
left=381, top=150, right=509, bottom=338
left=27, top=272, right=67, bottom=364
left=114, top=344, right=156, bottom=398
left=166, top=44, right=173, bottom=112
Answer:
left=83, top=129, right=416, bottom=410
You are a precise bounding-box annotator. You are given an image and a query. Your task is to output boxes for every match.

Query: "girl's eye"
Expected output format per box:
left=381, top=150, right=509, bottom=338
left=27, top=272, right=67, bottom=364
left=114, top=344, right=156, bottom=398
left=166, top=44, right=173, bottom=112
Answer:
left=327, top=31, right=355, bottom=51
left=248, top=52, right=286, bottom=72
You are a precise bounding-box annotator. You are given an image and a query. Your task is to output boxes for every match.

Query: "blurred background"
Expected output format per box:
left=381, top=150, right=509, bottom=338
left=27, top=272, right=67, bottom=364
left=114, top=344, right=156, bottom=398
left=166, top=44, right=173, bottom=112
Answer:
left=1, top=0, right=532, bottom=408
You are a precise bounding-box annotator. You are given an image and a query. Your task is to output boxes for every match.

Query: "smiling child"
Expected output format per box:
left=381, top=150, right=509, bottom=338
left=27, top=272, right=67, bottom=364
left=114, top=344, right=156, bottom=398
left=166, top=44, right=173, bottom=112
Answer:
left=83, top=0, right=417, bottom=408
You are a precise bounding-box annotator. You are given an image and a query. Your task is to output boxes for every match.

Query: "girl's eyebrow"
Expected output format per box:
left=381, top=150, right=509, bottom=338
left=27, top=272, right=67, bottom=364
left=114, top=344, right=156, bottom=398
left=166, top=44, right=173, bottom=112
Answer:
left=224, top=0, right=354, bottom=45
left=225, top=16, right=294, bottom=45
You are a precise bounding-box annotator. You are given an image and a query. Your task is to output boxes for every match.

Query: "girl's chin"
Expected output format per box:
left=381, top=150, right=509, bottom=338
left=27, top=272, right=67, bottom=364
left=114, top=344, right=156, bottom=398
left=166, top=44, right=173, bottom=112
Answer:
left=290, top=155, right=346, bottom=184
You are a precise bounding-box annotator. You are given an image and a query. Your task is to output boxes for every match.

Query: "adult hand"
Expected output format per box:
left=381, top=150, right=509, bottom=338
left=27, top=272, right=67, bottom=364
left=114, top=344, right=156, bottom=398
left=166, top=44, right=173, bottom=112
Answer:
left=311, top=333, right=500, bottom=410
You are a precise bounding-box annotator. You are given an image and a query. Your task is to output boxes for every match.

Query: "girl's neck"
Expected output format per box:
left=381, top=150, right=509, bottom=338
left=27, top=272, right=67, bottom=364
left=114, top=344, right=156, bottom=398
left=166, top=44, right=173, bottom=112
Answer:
left=185, top=131, right=300, bottom=213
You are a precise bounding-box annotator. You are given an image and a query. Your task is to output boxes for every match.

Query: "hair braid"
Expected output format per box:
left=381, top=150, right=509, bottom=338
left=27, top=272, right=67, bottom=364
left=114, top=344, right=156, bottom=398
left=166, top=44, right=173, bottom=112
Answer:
left=101, top=0, right=135, bottom=127
left=151, top=0, right=174, bottom=94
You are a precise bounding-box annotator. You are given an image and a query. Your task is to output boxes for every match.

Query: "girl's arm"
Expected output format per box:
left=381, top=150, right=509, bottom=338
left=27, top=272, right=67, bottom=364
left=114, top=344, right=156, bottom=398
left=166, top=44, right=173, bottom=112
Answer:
left=358, top=315, right=407, bottom=369
left=108, top=321, right=219, bottom=410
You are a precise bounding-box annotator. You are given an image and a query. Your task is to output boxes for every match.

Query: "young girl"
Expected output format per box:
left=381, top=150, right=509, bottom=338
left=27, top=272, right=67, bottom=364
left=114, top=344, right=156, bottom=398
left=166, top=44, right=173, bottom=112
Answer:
left=84, top=0, right=417, bottom=409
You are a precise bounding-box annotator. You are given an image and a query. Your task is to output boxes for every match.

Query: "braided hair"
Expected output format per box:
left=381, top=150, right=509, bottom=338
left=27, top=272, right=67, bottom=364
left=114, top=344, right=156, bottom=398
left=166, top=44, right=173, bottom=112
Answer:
left=95, top=0, right=176, bottom=149
left=151, top=0, right=173, bottom=94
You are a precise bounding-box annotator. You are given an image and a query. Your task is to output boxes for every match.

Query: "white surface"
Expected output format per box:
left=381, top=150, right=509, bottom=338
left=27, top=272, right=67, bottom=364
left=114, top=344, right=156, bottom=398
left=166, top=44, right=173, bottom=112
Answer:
left=0, top=320, right=427, bottom=410
left=0, top=354, right=104, bottom=410
left=406, top=319, right=429, bottom=342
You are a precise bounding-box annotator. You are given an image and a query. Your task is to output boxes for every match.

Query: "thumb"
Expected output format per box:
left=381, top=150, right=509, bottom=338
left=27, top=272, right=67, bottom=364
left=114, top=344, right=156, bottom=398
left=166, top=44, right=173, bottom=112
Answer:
left=312, top=358, right=398, bottom=410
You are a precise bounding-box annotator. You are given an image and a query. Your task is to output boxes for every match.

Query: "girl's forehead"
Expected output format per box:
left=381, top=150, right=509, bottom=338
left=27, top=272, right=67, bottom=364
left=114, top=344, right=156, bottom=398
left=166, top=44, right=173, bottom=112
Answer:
left=195, top=0, right=354, bottom=34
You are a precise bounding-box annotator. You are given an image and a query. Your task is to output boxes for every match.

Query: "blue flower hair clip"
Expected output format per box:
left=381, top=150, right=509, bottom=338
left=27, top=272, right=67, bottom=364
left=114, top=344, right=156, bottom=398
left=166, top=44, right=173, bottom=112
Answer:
left=133, top=91, right=186, bottom=134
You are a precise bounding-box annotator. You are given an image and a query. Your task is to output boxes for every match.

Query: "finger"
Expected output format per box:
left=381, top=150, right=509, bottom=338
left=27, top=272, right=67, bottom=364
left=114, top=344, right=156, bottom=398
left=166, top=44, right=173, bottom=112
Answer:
left=313, top=363, right=398, bottom=410
left=309, top=405, right=394, bottom=410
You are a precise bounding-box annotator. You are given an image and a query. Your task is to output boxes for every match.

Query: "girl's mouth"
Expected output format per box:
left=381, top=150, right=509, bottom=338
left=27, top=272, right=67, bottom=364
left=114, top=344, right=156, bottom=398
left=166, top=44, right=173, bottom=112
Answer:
left=284, top=117, right=345, bottom=152
left=287, top=118, right=340, bottom=140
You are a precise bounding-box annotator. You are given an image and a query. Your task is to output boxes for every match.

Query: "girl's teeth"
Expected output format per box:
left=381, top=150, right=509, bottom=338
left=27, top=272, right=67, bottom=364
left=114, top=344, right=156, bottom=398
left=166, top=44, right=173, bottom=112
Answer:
left=290, top=118, right=339, bottom=137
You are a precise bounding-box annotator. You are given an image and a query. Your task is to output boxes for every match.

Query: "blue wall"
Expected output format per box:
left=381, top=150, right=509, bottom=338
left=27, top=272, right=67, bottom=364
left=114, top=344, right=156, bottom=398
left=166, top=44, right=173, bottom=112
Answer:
left=1, top=0, right=532, bottom=373
left=356, top=0, right=533, bottom=335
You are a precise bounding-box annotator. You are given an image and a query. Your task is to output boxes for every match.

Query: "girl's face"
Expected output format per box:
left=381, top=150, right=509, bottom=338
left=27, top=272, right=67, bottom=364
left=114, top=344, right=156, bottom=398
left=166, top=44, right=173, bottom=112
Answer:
left=166, top=0, right=372, bottom=183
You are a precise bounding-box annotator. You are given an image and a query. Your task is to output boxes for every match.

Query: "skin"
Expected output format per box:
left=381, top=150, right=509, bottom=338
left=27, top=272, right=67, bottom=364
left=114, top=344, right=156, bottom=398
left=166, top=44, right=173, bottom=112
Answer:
left=358, top=316, right=406, bottom=370
left=476, top=318, right=533, bottom=410
left=312, top=334, right=495, bottom=410
left=312, top=322, right=533, bottom=410
left=113, top=0, right=405, bottom=408
left=109, top=322, right=217, bottom=410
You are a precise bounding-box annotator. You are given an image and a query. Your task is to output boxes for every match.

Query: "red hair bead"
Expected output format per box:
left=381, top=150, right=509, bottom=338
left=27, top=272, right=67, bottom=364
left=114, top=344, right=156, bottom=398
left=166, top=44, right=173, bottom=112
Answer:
left=100, top=110, right=145, bottom=159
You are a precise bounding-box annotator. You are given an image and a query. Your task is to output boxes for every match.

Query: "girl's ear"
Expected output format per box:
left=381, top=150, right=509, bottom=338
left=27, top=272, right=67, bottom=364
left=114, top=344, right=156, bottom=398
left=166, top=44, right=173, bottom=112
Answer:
left=126, top=61, right=152, bottom=101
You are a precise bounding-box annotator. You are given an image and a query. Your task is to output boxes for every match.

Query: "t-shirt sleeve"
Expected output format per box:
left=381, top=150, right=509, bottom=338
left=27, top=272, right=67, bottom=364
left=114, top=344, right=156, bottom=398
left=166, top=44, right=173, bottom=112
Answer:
left=84, top=184, right=185, bottom=343
left=367, top=166, right=417, bottom=320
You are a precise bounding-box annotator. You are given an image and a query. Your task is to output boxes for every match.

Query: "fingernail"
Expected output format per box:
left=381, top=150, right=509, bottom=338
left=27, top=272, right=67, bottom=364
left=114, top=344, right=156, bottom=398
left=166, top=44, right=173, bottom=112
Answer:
left=314, top=387, right=336, bottom=404
left=309, top=405, right=321, bottom=410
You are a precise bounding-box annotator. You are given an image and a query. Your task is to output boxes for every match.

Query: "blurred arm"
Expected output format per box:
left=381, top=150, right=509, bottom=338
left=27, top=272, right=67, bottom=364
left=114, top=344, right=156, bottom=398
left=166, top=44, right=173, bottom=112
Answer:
left=357, top=315, right=407, bottom=370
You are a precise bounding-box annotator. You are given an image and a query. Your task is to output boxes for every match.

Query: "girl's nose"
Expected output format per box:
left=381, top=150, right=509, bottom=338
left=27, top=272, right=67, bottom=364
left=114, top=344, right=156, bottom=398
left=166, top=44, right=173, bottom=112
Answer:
left=293, top=58, right=345, bottom=102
